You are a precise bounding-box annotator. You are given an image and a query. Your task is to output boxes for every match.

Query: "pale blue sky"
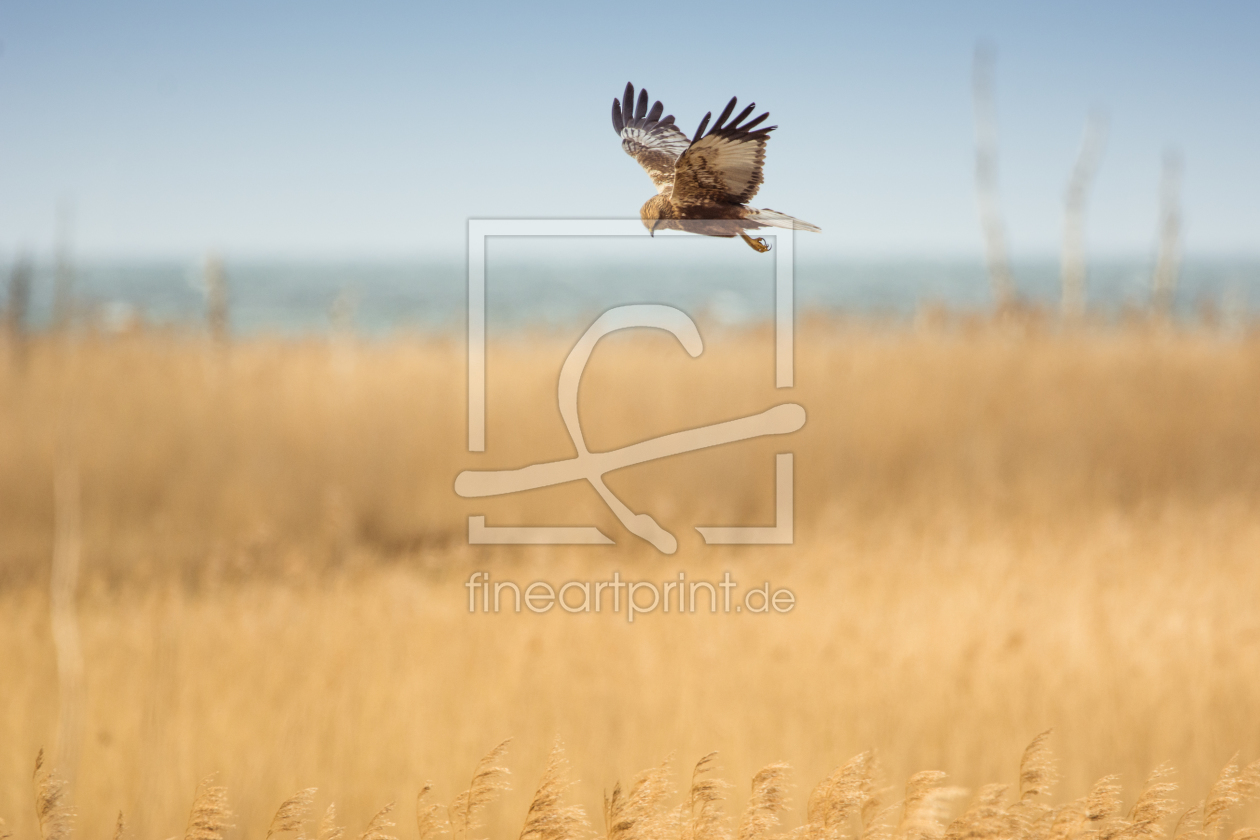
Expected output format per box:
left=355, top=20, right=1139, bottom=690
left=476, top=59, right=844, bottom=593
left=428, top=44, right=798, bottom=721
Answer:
left=1, top=0, right=1257, bottom=260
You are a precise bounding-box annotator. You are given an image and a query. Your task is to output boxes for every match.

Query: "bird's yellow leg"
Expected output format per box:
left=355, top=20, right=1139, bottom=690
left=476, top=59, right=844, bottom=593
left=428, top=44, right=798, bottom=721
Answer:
left=740, top=232, right=772, bottom=253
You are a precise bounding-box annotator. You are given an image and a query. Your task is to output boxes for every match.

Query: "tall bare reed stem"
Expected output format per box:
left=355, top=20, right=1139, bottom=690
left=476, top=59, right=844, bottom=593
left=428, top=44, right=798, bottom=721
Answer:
left=1152, top=150, right=1183, bottom=319
left=972, top=44, right=1016, bottom=313
left=1061, top=114, right=1108, bottom=320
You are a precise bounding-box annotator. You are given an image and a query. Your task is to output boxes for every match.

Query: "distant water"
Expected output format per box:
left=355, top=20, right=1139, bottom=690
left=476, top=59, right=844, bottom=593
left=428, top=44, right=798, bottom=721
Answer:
left=8, top=245, right=1259, bottom=336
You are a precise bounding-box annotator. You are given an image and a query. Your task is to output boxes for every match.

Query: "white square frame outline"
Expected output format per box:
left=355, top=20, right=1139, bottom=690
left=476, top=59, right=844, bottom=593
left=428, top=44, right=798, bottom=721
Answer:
left=465, top=219, right=796, bottom=546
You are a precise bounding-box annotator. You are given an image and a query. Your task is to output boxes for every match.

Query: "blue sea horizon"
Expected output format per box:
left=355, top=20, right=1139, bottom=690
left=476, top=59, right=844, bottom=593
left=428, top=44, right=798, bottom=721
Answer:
left=6, top=250, right=1259, bottom=336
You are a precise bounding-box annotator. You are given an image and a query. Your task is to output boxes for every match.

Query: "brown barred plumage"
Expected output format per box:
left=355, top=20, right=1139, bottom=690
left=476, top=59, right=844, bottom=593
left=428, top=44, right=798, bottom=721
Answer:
left=611, top=82, right=820, bottom=251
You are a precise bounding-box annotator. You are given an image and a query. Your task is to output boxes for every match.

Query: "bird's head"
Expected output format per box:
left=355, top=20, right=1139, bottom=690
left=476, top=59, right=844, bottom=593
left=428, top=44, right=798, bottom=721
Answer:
left=639, top=195, right=668, bottom=237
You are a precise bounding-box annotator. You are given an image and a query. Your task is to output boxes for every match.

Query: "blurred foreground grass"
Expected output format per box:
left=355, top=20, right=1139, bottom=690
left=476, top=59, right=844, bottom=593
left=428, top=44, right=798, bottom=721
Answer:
left=1, top=319, right=1258, bottom=840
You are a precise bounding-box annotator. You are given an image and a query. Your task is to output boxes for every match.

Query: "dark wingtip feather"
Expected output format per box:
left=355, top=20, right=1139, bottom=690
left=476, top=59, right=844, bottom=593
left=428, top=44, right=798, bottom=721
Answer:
left=612, top=99, right=625, bottom=135
left=646, top=100, right=663, bottom=122
left=691, top=112, right=712, bottom=144
left=712, top=96, right=738, bottom=131
left=622, top=83, right=634, bottom=123
left=729, top=102, right=757, bottom=129
left=635, top=88, right=648, bottom=120
left=742, top=112, right=770, bottom=131
left=660, top=114, right=675, bottom=125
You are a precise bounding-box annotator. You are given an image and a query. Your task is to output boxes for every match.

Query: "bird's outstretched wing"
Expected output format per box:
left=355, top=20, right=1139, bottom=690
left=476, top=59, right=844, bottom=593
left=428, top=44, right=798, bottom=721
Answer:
left=612, top=82, right=691, bottom=194
left=671, top=96, right=775, bottom=208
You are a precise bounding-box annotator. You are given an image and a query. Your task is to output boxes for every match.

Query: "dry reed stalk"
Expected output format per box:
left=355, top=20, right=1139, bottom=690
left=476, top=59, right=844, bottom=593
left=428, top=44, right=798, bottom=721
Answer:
left=358, top=804, right=398, bottom=840
left=1019, top=731, right=1058, bottom=804
left=1044, top=798, right=1088, bottom=840
left=894, top=772, right=966, bottom=840
left=203, top=254, right=229, bottom=344
left=605, top=757, right=676, bottom=840
left=518, top=742, right=589, bottom=840
left=184, top=777, right=231, bottom=840
left=1058, top=775, right=1118, bottom=840
left=1117, top=764, right=1179, bottom=840
left=1013, top=731, right=1059, bottom=840
left=1197, top=758, right=1260, bottom=840
left=34, top=749, right=73, bottom=840
left=328, top=288, right=359, bottom=381
left=682, top=753, right=730, bottom=840
left=1060, top=113, right=1108, bottom=319
left=737, top=764, right=790, bottom=840
left=800, top=752, right=876, bottom=840
left=319, top=804, right=345, bottom=840
left=943, top=784, right=1015, bottom=840
left=51, top=201, right=74, bottom=331
left=1086, top=778, right=1122, bottom=821
left=417, top=784, right=447, bottom=840
left=266, top=789, right=317, bottom=840
left=897, top=772, right=948, bottom=840
left=449, top=740, right=512, bottom=840
left=1171, top=806, right=1200, bottom=840
left=859, top=762, right=894, bottom=840
left=112, top=811, right=125, bottom=840
left=1152, top=151, right=1183, bottom=318
left=972, top=43, right=1016, bottom=312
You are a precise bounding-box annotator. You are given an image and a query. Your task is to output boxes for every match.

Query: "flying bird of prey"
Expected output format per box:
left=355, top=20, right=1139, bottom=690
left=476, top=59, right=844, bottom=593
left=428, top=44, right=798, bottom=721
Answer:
left=611, top=82, right=820, bottom=252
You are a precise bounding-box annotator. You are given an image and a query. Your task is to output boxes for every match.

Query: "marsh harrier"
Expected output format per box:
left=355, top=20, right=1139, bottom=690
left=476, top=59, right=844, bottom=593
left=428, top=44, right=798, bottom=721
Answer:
left=611, top=82, right=820, bottom=252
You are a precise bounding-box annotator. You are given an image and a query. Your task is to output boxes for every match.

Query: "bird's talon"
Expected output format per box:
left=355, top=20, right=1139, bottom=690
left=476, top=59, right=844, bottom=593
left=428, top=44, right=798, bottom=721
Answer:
left=740, top=233, right=772, bottom=253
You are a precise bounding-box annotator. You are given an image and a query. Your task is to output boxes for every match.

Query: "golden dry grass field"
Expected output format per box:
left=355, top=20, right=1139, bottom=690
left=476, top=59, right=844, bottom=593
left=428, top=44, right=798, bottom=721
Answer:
left=2, top=319, right=1259, bottom=840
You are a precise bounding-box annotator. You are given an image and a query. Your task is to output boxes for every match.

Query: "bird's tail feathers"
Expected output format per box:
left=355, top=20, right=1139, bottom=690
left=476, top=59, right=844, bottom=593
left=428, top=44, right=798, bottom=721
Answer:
left=749, top=208, right=821, bottom=232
